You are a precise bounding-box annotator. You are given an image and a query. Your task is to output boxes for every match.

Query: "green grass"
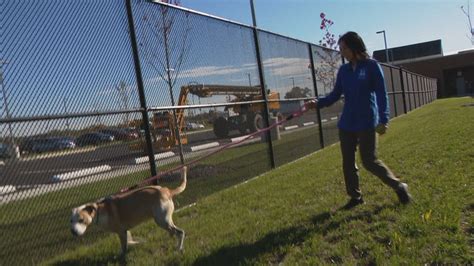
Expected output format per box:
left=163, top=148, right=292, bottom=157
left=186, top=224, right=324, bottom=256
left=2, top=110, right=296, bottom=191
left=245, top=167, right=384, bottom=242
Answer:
left=43, top=97, right=474, bottom=265
left=0, top=121, right=322, bottom=265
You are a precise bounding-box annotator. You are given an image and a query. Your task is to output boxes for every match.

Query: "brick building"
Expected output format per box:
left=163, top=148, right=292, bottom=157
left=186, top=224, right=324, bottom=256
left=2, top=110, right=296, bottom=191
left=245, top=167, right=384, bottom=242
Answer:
left=373, top=40, right=474, bottom=97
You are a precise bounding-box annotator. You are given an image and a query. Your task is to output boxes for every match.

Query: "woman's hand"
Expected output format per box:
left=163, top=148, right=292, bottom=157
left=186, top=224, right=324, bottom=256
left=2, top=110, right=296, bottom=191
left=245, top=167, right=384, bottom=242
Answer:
left=375, top=124, right=388, bottom=135
left=305, top=99, right=318, bottom=110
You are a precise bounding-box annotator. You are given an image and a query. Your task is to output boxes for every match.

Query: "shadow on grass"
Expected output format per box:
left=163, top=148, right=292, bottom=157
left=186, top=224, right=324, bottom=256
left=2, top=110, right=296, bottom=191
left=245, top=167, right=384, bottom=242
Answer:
left=192, top=211, right=332, bottom=266
left=193, top=203, right=396, bottom=265
left=50, top=252, right=127, bottom=266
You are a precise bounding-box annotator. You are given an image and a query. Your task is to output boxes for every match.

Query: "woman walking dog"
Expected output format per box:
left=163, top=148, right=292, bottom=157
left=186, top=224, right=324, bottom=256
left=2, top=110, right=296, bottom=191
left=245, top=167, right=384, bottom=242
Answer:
left=311, top=31, right=411, bottom=210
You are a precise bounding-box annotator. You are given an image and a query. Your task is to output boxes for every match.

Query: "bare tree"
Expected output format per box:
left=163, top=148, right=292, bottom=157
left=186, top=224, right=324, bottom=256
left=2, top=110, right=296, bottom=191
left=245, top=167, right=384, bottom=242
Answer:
left=136, top=0, right=191, bottom=95
left=461, top=1, right=474, bottom=44
left=135, top=0, right=191, bottom=164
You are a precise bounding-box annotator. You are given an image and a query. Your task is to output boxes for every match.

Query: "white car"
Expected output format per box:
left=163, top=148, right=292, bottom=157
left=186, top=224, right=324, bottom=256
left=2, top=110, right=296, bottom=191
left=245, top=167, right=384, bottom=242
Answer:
left=186, top=122, right=205, bottom=130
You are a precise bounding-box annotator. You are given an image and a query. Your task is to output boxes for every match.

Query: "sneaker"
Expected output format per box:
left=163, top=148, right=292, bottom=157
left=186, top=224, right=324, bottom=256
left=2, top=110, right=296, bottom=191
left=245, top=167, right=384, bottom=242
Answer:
left=341, top=197, right=365, bottom=210
left=396, top=183, right=412, bottom=204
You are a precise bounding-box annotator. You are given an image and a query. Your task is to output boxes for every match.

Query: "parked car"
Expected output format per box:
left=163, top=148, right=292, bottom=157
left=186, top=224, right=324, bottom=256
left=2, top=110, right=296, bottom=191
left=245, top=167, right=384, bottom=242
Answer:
left=75, top=132, right=114, bottom=147
left=186, top=122, right=205, bottom=130
left=19, top=138, right=40, bottom=154
left=0, top=143, right=11, bottom=159
left=30, top=137, right=76, bottom=153
left=99, top=128, right=139, bottom=141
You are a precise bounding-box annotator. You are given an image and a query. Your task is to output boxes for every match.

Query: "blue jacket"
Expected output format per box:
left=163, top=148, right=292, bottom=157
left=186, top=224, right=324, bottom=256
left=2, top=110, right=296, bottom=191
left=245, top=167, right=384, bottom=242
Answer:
left=318, top=59, right=389, bottom=132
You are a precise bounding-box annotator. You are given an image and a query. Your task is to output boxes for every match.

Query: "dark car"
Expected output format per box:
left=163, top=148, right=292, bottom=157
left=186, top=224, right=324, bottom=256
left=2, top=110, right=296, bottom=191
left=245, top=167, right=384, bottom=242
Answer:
left=19, top=138, right=40, bottom=154
left=0, top=143, right=11, bottom=159
left=75, top=132, right=114, bottom=147
left=99, top=128, right=139, bottom=141
left=30, top=137, right=76, bottom=153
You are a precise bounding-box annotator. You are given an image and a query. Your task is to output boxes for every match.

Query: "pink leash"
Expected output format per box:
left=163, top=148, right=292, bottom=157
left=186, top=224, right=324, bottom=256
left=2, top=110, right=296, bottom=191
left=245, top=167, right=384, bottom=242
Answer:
left=119, top=99, right=317, bottom=194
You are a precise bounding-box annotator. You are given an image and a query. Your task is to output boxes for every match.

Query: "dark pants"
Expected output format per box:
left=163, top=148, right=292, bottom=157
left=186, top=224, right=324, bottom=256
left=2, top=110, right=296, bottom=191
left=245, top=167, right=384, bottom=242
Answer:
left=339, top=128, right=401, bottom=199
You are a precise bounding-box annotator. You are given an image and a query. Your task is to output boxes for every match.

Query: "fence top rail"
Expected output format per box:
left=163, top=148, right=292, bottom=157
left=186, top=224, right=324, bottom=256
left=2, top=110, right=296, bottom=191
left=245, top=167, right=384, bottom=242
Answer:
left=146, top=0, right=252, bottom=29
left=400, top=68, right=437, bottom=81
left=372, top=63, right=436, bottom=82
left=147, top=0, right=337, bottom=52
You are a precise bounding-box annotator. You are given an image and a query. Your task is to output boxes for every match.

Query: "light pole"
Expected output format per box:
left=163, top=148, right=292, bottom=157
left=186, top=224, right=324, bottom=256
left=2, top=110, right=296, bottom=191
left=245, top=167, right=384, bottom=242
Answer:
left=63, top=96, right=70, bottom=132
left=376, top=30, right=390, bottom=64
left=290, top=77, right=295, bottom=88
left=247, top=73, right=252, bottom=87
left=0, top=60, right=15, bottom=146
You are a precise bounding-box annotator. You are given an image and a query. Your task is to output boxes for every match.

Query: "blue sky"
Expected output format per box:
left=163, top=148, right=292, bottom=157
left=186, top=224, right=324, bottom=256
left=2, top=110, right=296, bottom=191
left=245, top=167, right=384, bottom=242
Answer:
left=181, top=0, right=474, bottom=55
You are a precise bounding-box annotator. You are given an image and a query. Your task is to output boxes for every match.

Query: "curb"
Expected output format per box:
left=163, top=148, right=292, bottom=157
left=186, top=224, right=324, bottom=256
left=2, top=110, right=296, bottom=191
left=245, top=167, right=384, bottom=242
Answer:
left=284, top=125, right=299, bottom=131
left=134, top=151, right=175, bottom=164
left=190, top=142, right=220, bottom=152
left=0, top=185, right=16, bottom=195
left=231, top=135, right=252, bottom=142
left=51, top=165, right=112, bottom=182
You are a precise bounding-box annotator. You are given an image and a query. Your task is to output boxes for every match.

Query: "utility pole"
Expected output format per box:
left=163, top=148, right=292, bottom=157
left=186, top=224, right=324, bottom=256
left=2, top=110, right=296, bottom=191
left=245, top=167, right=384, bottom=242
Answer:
left=63, top=96, right=70, bottom=132
left=376, top=30, right=390, bottom=64
left=290, top=77, right=295, bottom=88
left=0, top=60, right=15, bottom=146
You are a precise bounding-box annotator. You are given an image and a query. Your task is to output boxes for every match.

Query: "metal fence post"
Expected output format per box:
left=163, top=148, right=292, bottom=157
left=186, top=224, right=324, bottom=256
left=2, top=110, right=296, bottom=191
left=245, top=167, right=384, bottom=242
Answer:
left=411, top=73, right=417, bottom=109
left=389, top=66, right=398, bottom=117
left=422, top=76, right=426, bottom=105
left=416, top=75, right=423, bottom=107
left=308, top=44, right=324, bottom=149
left=399, top=68, right=408, bottom=114
left=126, top=0, right=157, bottom=177
left=250, top=0, right=276, bottom=168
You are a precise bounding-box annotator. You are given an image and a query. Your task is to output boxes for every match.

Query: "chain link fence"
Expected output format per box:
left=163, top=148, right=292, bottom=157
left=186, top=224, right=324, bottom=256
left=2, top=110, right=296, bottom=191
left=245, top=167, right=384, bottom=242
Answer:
left=0, top=0, right=437, bottom=264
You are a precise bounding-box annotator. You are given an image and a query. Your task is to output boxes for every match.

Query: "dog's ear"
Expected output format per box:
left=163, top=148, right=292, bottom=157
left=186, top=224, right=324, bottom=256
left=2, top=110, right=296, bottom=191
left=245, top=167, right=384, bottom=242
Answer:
left=84, top=204, right=97, bottom=215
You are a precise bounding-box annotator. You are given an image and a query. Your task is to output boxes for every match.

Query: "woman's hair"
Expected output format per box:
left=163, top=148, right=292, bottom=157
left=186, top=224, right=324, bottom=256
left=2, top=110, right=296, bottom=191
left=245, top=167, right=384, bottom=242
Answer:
left=338, top=31, right=369, bottom=59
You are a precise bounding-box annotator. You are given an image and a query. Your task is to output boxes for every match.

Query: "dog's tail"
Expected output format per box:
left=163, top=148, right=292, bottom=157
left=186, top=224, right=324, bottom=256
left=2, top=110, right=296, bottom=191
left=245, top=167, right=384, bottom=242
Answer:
left=170, top=166, right=187, bottom=197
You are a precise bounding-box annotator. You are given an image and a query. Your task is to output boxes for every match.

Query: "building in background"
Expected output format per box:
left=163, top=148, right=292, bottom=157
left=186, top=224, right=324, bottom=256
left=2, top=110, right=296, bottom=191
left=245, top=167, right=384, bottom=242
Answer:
left=373, top=40, right=474, bottom=98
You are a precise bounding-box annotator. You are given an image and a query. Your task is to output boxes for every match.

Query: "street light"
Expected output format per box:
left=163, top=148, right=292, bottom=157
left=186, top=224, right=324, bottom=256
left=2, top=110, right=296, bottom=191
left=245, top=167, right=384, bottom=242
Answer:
left=63, top=96, right=70, bottom=132
left=376, top=30, right=390, bottom=64
left=0, top=60, right=15, bottom=146
left=247, top=73, right=252, bottom=87
left=290, top=77, right=295, bottom=88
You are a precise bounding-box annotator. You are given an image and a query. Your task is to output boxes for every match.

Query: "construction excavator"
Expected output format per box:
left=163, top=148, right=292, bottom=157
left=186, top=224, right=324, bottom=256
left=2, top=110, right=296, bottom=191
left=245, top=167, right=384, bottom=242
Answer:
left=130, top=84, right=281, bottom=151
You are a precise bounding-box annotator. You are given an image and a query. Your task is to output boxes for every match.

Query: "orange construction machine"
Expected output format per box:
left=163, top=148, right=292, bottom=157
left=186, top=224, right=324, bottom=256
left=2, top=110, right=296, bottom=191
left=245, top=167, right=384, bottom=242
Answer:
left=131, top=84, right=281, bottom=151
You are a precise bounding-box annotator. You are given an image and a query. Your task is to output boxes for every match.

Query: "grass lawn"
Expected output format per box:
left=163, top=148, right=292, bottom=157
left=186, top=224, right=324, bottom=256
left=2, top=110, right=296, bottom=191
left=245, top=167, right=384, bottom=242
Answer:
left=30, top=98, right=474, bottom=264
left=0, top=119, right=321, bottom=265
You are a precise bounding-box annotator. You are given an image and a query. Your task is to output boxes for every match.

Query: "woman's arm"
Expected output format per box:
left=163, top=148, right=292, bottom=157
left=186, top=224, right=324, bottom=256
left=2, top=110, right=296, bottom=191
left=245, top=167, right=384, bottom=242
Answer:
left=318, top=67, right=343, bottom=108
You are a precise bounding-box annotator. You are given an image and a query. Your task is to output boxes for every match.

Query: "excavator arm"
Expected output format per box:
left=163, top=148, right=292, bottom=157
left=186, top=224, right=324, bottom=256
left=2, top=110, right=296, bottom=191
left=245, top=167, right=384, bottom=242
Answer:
left=175, top=84, right=265, bottom=131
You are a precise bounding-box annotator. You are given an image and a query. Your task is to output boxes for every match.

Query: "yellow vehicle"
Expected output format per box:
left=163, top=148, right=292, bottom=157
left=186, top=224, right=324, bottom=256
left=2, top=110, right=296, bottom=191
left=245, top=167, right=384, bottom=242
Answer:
left=181, top=84, right=281, bottom=138
left=131, top=84, right=281, bottom=151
